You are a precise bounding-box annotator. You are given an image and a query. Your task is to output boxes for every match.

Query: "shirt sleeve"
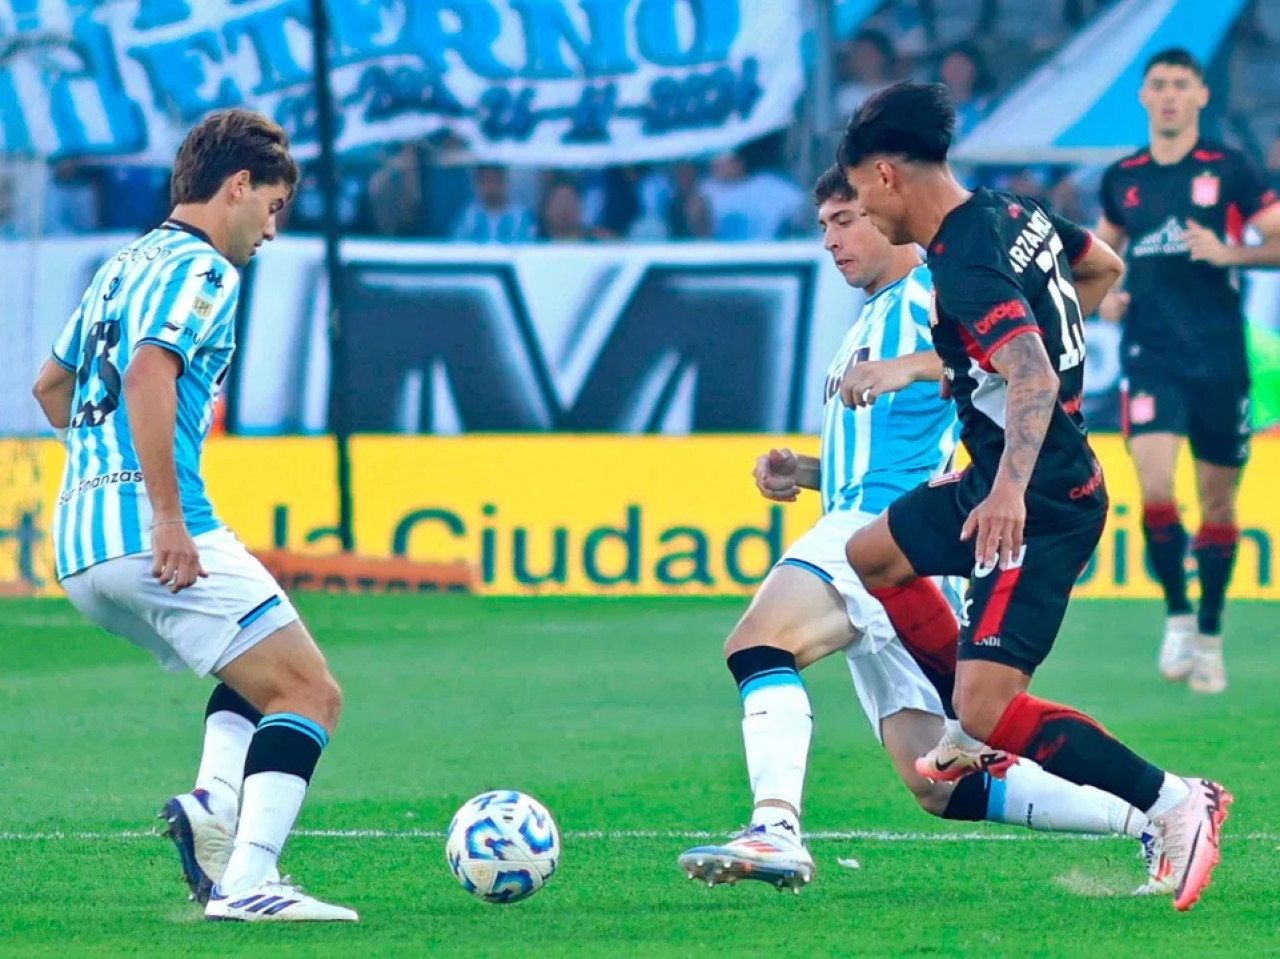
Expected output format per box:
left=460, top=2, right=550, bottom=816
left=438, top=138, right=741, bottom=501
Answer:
left=905, top=268, right=936, bottom=351
left=134, top=255, right=238, bottom=374
left=1226, top=150, right=1280, bottom=222
left=1046, top=211, right=1093, bottom=267
left=934, top=228, right=1040, bottom=372
left=1098, top=163, right=1124, bottom=228
left=51, top=303, right=84, bottom=372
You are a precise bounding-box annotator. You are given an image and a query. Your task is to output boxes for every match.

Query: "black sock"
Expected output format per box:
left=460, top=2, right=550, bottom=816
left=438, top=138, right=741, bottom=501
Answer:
left=1143, top=503, right=1191, bottom=615
left=941, top=773, right=990, bottom=822
left=727, top=646, right=799, bottom=689
left=244, top=714, right=328, bottom=783
left=1193, top=524, right=1238, bottom=636
left=206, top=682, right=263, bottom=726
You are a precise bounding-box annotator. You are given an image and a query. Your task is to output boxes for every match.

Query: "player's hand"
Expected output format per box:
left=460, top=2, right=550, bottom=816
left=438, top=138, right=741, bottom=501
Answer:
left=1185, top=220, right=1231, bottom=266
left=840, top=358, right=914, bottom=408
left=960, top=480, right=1026, bottom=572
left=753, top=448, right=800, bottom=502
left=1098, top=290, right=1129, bottom=323
left=151, top=521, right=208, bottom=594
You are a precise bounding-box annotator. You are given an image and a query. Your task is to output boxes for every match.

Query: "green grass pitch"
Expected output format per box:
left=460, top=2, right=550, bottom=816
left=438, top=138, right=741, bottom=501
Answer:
left=1, top=595, right=1276, bottom=958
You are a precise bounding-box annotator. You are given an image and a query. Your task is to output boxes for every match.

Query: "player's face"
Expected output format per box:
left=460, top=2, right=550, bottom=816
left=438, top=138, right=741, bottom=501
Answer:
left=842, top=160, right=912, bottom=245
left=227, top=177, right=291, bottom=267
left=818, top=196, right=891, bottom=289
left=1139, top=65, right=1208, bottom=137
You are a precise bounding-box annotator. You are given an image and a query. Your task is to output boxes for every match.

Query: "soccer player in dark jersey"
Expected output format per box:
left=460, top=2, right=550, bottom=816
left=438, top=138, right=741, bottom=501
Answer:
left=1095, top=48, right=1280, bottom=694
left=836, top=82, right=1231, bottom=912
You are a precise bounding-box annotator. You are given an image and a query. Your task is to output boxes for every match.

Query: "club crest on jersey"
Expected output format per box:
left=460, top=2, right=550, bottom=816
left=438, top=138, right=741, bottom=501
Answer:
left=1130, top=392, right=1156, bottom=426
left=1191, top=173, right=1219, bottom=208
left=192, top=296, right=215, bottom=320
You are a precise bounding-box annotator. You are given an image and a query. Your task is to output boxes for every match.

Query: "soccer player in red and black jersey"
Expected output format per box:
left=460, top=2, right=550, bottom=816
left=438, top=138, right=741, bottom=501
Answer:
left=837, top=82, right=1231, bottom=912
left=1095, top=48, right=1280, bottom=694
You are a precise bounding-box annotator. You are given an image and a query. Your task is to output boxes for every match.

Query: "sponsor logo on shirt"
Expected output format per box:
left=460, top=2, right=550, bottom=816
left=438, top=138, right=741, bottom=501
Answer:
left=1123, top=185, right=1140, bottom=209
left=57, top=470, right=144, bottom=505
left=1130, top=217, right=1188, bottom=257
left=974, top=299, right=1028, bottom=336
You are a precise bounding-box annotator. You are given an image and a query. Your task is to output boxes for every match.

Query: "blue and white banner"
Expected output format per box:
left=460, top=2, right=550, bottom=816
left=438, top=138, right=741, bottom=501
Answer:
left=0, top=0, right=806, bottom=166
left=952, top=0, right=1247, bottom=166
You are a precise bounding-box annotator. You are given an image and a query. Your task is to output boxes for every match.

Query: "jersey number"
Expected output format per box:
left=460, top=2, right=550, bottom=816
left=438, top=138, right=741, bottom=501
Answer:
left=71, top=319, right=122, bottom=428
left=1035, top=234, right=1087, bottom=371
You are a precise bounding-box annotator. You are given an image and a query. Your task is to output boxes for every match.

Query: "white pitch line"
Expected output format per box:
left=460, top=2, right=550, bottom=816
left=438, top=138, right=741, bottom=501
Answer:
left=0, top=829, right=1276, bottom=843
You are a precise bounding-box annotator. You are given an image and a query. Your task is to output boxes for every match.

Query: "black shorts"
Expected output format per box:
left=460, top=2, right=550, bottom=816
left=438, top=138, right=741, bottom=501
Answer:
left=886, top=474, right=1105, bottom=675
left=1121, top=371, right=1251, bottom=468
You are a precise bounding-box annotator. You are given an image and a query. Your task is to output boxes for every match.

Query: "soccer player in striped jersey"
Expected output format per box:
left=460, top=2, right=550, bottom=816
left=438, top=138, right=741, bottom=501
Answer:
left=31, top=110, right=356, bottom=923
left=678, top=167, right=1159, bottom=894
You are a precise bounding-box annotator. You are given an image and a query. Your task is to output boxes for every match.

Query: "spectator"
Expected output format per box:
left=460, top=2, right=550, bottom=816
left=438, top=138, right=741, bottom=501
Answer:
left=701, top=139, right=807, bottom=242
left=286, top=156, right=378, bottom=235
left=366, top=143, right=427, bottom=237
left=583, top=166, right=643, bottom=238
left=451, top=165, right=536, bottom=243
left=938, top=43, right=996, bottom=141
left=537, top=178, right=592, bottom=242
left=665, top=162, right=712, bottom=240
left=95, top=165, right=170, bottom=232
left=43, top=160, right=98, bottom=236
left=835, top=29, right=897, bottom=120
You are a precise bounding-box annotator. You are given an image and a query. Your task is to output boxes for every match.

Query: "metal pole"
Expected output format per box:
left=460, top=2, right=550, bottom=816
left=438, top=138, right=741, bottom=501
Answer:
left=811, top=0, right=837, bottom=181
left=310, top=0, right=354, bottom=551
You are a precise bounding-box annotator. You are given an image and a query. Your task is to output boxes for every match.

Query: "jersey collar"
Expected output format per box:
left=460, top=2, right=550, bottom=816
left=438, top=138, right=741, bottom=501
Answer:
left=161, top=218, right=216, bottom=248
left=865, top=270, right=915, bottom=304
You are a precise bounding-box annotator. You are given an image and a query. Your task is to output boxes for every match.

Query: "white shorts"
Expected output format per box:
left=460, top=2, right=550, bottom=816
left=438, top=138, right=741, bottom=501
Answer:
left=60, top=527, right=299, bottom=677
left=778, top=510, right=898, bottom=656
left=778, top=509, right=945, bottom=742
left=843, top=638, right=945, bottom=743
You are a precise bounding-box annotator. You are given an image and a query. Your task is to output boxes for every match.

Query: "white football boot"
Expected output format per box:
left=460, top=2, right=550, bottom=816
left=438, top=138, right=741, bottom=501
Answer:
left=1188, top=634, right=1227, bottom=694
left=159, top=790, right=235, bottom=905
left=206, top=877, right=359, bottom=922
left=678, top=819, right=814, bottom=892
left=1132, top=827, right=1176, bottom=896
left=1158, top=614, right=1196, bottom=682
left=1152, top=777, right=1233, bottom=912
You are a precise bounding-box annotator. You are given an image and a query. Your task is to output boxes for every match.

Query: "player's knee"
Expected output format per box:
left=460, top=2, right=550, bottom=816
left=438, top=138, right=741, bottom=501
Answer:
left=314, top=673, right=343, bottom=732
left=1198, top=493, right=1235, bottom=527
left=845, top=538, right=909, bottom=591
left=1137, top=475, right=1176, bottom=507
left=723, top=621, right=800, bottom=662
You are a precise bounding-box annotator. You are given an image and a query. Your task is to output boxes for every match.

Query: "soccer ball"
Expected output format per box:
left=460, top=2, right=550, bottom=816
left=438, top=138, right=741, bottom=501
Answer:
left=445, top=790, right=560, bottom=904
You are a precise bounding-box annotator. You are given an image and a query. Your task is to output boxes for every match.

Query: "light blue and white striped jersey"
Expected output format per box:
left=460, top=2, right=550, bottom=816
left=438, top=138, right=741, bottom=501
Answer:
left=50, top=221, right=240, bottom=580
left=819, top=265, right=960, bottom=516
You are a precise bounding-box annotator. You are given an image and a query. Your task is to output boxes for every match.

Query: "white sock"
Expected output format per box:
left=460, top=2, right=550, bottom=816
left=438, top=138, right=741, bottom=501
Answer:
left=194, top=711, right=255, bottom=822
left=1145, top=774, right=1191, bottom=818
left=741, top=679, right=812, bottom=820
left=991, top=761, right=1150, bottom=836
left=217, top=771, right=307, bottom=895
left=946, top=717, right=985, bottom=751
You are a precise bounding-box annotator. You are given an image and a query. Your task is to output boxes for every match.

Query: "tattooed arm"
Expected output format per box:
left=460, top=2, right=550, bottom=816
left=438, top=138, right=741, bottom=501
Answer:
left=989, top=331, right=1060, bottom=491
left=959, top=330, right=1059, bottom=567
